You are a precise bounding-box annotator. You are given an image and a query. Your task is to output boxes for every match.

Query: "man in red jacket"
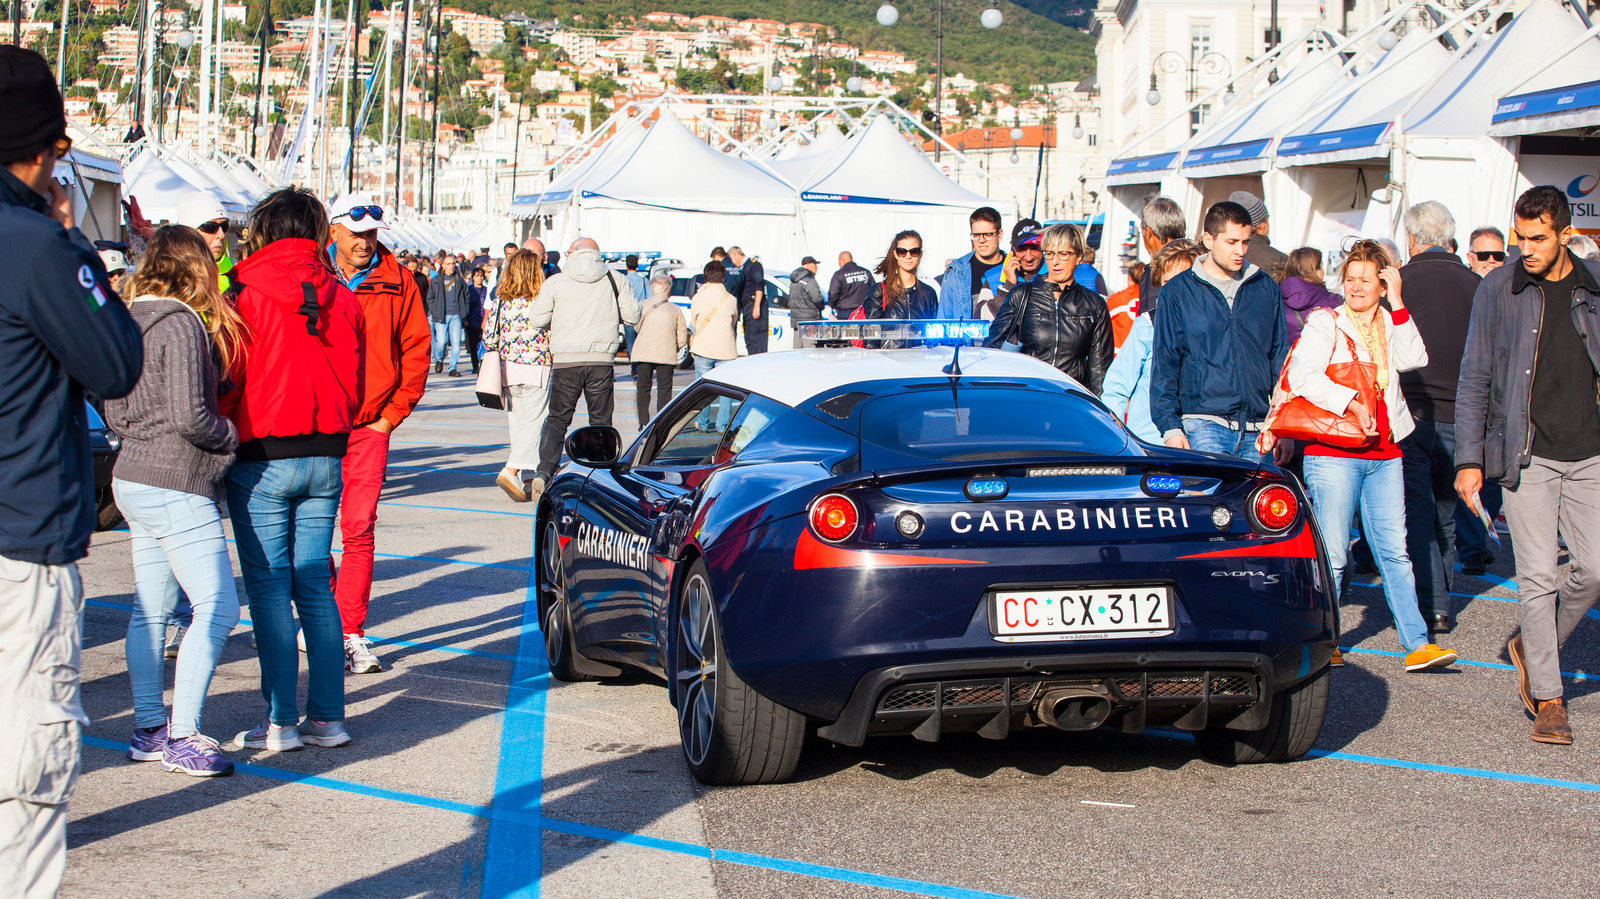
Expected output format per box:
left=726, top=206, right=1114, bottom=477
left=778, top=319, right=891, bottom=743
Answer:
left=325, top=193, right=430, bottom=673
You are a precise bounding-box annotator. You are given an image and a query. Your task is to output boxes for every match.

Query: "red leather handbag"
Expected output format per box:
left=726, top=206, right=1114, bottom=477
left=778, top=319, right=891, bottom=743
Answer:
left=1262, top=323, right=1379, bottom=450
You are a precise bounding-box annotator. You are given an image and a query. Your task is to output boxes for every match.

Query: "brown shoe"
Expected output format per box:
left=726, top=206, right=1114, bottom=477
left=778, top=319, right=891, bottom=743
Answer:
left=1508, top=633, right=1536, bottom=717
left=1532, top=699, right=1573, bottom=745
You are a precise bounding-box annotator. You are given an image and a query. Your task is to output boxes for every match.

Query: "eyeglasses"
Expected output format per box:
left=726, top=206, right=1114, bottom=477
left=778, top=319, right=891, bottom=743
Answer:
left=1042, top=250, right=1081, bottom=260
left=894, top=246, right=924, bottom=257
left=1471, top=250, right=1507, bottom=262
left=53, top=135, right=73, bottom=157
left=970, top=231, right=999, bottom=240
left=336, top=205, right=384, bottom=223
left=196, top=219, right=229, bottom=235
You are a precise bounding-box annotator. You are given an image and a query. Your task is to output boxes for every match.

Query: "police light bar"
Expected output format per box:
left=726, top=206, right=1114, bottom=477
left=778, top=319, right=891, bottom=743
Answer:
left=795, top=319, right=992, bottom=345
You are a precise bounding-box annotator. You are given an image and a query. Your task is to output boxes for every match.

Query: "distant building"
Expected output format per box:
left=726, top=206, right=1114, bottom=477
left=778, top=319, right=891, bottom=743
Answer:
left=451, top=13, right=505, bottom=53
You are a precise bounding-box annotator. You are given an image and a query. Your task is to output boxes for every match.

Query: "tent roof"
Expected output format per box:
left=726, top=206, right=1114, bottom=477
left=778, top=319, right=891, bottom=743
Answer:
left=1275, top=29, right=1454, bottom=166
left=124, top=148, right=216, bottom=225
left=1485, top=1, right=1600, bottom=136
left=792, top=114, right=995, bottom=208
left=766, top=124, right=851, bottom=186
left=1180, top=49, right=1354, bottom=175
left=519, top=111, right=795, bottom=215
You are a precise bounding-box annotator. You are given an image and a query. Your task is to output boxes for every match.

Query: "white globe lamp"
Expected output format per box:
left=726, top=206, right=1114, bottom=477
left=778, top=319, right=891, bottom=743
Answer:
left=877, top=4, right=899, bottom=27
left=846, top=76, right=863, bottom=93
left=1378, top=30, right=1399, bottom=51
left=980, top=8, right=1003, bottom=30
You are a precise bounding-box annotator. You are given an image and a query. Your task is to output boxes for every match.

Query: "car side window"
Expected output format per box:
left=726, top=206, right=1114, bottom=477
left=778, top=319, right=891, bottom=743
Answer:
left=644, top=391, right=747, bottom=468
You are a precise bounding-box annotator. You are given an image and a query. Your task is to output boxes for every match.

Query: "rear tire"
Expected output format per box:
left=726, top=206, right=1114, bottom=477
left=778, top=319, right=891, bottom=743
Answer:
left=674, top=559, right=805, bottom=785
left=1194, top=665, right=1328, bottom=765
left=538, top=514, right=597, bottom=683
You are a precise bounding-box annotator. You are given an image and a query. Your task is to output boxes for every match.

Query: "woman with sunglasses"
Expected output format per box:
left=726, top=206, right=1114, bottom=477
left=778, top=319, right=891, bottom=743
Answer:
left=870, top=230, right=939, bottom=322
left=984, top=223, right=1112, bottom=394
left=104, top=225, right=246, bottom=776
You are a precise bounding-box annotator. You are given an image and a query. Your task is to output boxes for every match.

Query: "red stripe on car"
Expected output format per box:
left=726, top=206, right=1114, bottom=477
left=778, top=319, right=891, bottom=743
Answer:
left=793, top=530, right=986, bottom=570
left=1176, top=525, right=1316, bottom=560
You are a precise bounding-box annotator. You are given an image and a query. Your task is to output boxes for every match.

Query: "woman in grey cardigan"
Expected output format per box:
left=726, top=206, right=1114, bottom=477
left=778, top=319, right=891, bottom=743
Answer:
left=104, top=226, right=246, bottom=776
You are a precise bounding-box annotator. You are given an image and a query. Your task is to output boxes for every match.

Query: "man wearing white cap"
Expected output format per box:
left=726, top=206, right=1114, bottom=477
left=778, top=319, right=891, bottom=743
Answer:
left=323, top=193, right=431, bottom=674
left=176, top=189, right=234, bottom=291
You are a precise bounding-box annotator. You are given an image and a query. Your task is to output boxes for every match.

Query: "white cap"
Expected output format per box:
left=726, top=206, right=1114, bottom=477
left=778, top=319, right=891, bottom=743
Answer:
left=327, top=193, right=390, bottom=233
left=98, top=248, right=129, bottom=273
left=176, top=190, right=228, bottom=229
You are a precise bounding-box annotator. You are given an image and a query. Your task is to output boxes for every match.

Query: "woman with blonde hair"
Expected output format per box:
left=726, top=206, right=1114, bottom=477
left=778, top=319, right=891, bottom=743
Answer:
left=1283, top=238, right=1456, bottom=672
left=486, top=248, right=553, bottom=501
left=984, top=223, right=1112, bottom=393
left=104, top=225, right=246, bottom=776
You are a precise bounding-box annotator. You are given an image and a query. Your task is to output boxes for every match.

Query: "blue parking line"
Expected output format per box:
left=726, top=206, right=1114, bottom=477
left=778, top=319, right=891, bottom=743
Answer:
left=1339, top=645, right=1600, bottom=682
left=79, top=735, right=1025, bottom=899
left=481, top=534, right=550, bottom=898
left=1304, top=748, right=1600, bottom=793
left=83, top=598, right=514, bottom=662
left=1350, top=581, right=1600, bottom=623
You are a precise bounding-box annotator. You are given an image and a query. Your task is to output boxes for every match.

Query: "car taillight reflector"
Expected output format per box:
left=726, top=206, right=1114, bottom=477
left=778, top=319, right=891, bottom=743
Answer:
left=810, top=494, right=858, bottom=542
left=1252, top=485, right=1298, bottom=533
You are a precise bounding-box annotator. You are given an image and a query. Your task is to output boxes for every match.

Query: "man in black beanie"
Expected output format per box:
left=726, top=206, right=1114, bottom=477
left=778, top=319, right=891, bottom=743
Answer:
left=0, top=46, right=142, bottom=898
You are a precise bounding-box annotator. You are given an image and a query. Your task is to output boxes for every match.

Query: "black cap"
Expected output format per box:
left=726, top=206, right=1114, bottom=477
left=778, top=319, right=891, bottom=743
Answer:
left=1011, top=218, right=1043, bottom=249
left=0, top=47, right=68, bottom=164
left=800, top=255, right=819, bottom=265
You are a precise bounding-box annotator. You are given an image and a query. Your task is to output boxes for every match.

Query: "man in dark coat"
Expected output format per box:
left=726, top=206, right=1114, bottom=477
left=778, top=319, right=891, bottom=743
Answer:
left=727, top=245, right=766, bottom=354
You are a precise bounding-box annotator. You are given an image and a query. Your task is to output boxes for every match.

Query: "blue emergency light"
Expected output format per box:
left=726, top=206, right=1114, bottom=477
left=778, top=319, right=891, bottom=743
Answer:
left=964, top=476, right=1010, bottom=501
left=795, top=320, right=992, bottom=345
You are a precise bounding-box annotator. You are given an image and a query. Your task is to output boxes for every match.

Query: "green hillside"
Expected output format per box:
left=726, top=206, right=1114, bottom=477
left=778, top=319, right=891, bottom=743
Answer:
left=463, top=0, right=1095, bottom=87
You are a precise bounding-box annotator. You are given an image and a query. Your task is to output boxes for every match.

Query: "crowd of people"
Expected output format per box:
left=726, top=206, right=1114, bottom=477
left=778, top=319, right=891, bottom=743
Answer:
left=4, top=42, right=1600, bottom=898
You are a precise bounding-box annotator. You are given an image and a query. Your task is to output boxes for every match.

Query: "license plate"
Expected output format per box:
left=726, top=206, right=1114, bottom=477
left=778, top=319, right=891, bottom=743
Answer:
left=991, top=586, right=1173, bottom=642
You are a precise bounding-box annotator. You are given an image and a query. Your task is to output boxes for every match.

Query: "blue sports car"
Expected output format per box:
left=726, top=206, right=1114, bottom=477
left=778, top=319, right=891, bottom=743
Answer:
left=536, top=342, right=1337, bottom=785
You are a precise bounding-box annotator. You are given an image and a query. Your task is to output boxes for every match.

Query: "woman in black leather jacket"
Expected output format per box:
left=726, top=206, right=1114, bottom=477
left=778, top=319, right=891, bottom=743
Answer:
left=869, top=229, right=939, bottom=320
left=985, top=223, right=1113, bottom=394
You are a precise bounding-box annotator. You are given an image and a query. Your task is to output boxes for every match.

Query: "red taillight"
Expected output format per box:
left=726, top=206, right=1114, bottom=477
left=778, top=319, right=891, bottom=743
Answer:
left=810, top=494, right=859, bottom=542
left=1252, top=485, right=1298, bottom=533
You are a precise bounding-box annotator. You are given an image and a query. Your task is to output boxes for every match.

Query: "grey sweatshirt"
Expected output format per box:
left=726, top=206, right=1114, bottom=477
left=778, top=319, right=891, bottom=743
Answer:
left=103, top=297, right=238, bottom=500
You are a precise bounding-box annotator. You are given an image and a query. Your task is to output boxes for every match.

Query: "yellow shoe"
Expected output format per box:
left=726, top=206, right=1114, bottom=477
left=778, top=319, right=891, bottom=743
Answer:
left=1330, top=648, right=1344, bottom=667
left=1404, top=643, right=1457, bottom=672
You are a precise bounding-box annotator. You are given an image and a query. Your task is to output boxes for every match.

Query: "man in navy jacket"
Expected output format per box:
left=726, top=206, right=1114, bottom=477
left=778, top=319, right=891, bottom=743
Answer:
left=1150, top=201, right=1287, bottom=463
left=0, top=47, right=143, bottom=897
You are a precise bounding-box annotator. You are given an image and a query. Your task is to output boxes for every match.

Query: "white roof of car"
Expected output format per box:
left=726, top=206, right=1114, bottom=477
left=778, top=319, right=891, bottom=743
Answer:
left=704, top=346, right=1083, bottom=408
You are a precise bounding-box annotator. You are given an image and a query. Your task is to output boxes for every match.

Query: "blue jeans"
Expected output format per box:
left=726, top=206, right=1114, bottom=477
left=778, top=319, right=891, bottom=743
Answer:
left=1303, top=454, right=1430, bottom=652
left=225, top=457, right=345, bottom=725
left=431, top=314, right=464, bottom=372
left=1182, top=419, right=1268, bottom=464
left=1455, top=481, right=1502, bottom=567
left=113, top=480, right=241, bottom=739
left=692, top=355, right=731, bottom=431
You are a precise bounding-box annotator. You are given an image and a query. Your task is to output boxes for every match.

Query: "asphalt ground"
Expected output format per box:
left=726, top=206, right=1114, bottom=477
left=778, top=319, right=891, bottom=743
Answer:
left=64, top=363, right=1600, bottom=898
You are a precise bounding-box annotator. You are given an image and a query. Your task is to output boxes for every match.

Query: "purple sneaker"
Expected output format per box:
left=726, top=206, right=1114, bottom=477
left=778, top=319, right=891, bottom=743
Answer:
left=128, top=723, right=167, bottom=762
left=160, top=733, right=234, bottom=777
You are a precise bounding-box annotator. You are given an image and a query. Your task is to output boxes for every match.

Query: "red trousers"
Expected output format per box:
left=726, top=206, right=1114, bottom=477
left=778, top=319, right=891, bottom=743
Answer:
left=333, top=426, right=390, bottom=636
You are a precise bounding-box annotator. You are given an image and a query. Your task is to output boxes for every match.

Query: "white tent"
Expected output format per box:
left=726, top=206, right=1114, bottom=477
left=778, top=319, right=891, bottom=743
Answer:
left=54, top=144, right=123, bottom=244
left=123, top=148, right=216, bottom=225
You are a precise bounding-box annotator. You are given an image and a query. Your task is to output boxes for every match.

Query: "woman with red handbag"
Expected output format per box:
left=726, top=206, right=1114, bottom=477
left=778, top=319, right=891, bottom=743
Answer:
left=1281, top=239, right=1456, bottom=672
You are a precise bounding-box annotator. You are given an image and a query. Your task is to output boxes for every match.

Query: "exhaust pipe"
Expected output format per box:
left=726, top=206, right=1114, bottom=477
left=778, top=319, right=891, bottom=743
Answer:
left=1036, top=688, right=1113, bottom=731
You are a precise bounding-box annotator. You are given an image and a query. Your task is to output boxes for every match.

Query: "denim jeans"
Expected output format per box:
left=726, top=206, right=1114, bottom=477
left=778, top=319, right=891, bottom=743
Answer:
left=1455, top=481, right=1503, bottom=567
left=1401, top=419, right=1457, bottom=617
left=536, top=365, right=615, bottom=480
left=692, top=355, right=732, bottom=431
left=1182, top=419, right=1268, bottom=465
left=225, top=457, right=345, bottom=725
left=431, top=314, right=464, bottom=372
left=113, top=480, right=240, bottom=739
left=1303, top=454, right=1430, bottom=652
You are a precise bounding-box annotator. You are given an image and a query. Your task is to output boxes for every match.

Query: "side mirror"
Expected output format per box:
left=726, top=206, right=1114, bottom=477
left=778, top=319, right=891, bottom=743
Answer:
left=565, top=426, right=623, bottom=469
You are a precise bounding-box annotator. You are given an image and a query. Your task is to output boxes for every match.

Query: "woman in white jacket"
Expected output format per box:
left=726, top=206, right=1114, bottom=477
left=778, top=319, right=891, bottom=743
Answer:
left=1285, top=239, right=1456, bottom=673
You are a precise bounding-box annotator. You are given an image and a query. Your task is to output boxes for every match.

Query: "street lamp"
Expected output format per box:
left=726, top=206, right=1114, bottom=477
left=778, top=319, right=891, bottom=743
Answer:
left=766, top=74, right=784, bottom=93
left=877, top=1, right=1004, bottom=161
left=1071, top=113, right=1084, bottom=140
left=1148, top=49, right=1232, bottom=133
left=1378, top=30, right=1399, bottom=51
left=846, top=75, right=863, bottom=93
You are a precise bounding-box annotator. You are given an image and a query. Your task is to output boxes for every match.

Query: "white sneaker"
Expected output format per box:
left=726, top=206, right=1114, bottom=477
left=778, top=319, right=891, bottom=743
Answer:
left=231, top=720, right=303, bottom=751
left=164, top=624, right=187, bottom=660
left=298, top=719, right=352, bottom=747
left=344, top=634, right=382, bottom=674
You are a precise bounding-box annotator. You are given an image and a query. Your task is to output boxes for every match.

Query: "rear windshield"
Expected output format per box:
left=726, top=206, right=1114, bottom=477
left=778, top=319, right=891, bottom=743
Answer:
left=859, top=387, right=1130, bottom=465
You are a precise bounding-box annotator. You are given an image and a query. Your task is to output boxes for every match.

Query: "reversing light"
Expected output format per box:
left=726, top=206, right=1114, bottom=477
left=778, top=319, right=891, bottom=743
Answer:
left=895, top=510, right=925, bottom=538
left=1251, top=484, right=1299, bottom=533
left=1211, top=505, right=1233, bottom=530
left=810, top=494, right=859, bottom=542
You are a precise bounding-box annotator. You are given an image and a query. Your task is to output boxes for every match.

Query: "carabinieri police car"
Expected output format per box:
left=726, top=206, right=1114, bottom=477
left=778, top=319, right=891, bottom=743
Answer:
left=535, top=321, right=1338, bottom=785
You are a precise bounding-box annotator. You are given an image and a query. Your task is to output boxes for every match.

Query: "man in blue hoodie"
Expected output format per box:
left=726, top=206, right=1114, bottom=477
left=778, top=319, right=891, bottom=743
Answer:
left=0, top=47, right=143, bottom=897
left=1150, top=201, right=1287, bottom=463
left=937, top=206, right=1007, bottom=320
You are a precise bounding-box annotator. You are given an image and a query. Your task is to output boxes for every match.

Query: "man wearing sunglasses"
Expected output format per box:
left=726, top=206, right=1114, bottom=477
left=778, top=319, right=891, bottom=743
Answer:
left=936, top=205, right=1006, bottom=320
left=177, top=190, right=235, bottom=291
left=0, top=45, right=144, bottom=898
left=1467, top=225, right=1508, bottom=277
left=323, top=193, right=431, bottom=675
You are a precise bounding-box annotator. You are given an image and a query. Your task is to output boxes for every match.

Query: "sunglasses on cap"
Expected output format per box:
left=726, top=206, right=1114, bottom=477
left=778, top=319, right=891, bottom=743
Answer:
left=196, top=219, right=230, bottom=235
left=1471, top=250, right=1506, bottom=262
left=894, top=246, right=923, bottom=257
left=336, top=205, right=384, bottom=223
